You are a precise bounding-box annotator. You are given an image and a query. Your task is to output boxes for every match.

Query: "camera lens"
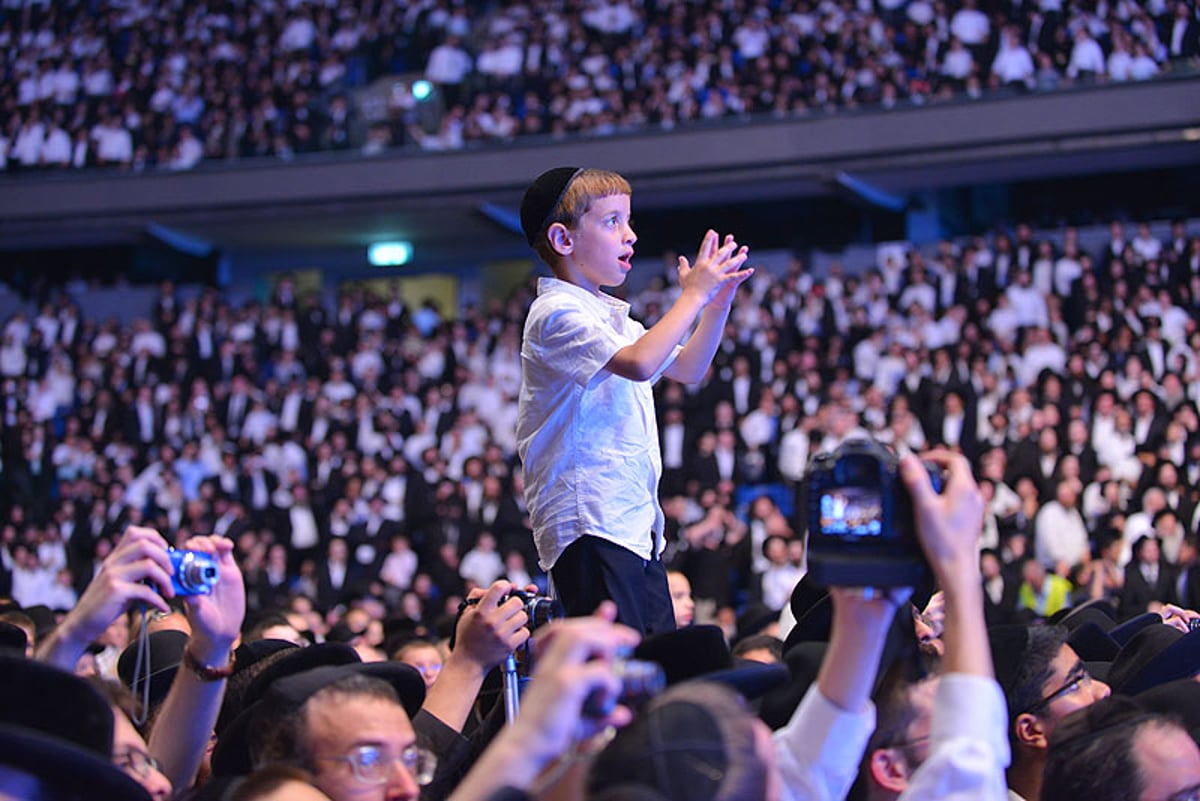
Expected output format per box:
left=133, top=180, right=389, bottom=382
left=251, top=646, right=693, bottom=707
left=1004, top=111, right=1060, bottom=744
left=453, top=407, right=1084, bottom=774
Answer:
left=526, top=597, right=563, bottom=629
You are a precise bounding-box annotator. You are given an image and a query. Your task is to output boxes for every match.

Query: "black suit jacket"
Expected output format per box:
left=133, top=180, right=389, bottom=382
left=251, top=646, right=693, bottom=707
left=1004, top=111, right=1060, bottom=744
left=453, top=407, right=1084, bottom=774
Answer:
left=1119, top=561, right=1177, bottom=620
left=982, top=576, right=1020, bottom=627
left=315, top=561, right=364, bottom=610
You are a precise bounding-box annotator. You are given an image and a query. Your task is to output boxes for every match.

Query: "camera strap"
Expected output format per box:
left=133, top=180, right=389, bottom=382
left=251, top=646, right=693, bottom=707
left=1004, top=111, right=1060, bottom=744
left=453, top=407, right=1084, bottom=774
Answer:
left=131, top=605, right=152, bottom=726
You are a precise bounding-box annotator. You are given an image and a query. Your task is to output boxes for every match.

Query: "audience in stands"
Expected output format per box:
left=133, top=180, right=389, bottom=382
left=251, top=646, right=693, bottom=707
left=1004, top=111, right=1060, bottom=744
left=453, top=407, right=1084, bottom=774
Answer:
left=1, top=213, right=1200, bottom=798
left=0, top=0, right=1195, bottom=172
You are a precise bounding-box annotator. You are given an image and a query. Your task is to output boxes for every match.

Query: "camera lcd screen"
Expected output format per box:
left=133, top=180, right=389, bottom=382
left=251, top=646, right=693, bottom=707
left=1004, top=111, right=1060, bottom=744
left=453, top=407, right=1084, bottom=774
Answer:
left=819, top=487, right=883, bottom=537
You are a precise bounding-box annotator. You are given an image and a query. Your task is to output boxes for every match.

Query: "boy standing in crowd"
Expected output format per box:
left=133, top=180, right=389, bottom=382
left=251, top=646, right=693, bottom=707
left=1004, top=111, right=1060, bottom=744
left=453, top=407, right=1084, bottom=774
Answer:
left=516, top=166, right=752, bottom=634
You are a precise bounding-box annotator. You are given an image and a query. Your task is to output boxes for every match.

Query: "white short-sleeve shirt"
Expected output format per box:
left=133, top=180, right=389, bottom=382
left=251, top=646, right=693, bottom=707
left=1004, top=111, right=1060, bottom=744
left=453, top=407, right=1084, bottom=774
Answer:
left=517, top=277, right=677, bottom=570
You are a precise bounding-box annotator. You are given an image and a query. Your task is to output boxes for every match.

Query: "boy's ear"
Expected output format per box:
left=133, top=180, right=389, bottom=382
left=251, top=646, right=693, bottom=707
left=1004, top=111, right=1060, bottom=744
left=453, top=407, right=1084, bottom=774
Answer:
left=547, top=222, right=573, bottom=256
left=868, top=747, right=911, bottom=791
left=1014, top=712, right=1048, bottom=749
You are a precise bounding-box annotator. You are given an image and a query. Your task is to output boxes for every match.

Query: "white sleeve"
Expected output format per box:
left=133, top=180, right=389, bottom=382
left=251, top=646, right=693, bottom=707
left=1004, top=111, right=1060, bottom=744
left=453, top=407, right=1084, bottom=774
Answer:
left=898, top=673, right=1011, bottom=801
left=774, top=685, right=876, bottom=801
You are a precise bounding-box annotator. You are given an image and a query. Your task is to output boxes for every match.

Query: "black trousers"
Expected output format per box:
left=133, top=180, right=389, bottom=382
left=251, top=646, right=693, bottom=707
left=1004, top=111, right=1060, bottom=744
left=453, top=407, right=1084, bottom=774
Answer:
left=551, top=535, right=676, bottom=636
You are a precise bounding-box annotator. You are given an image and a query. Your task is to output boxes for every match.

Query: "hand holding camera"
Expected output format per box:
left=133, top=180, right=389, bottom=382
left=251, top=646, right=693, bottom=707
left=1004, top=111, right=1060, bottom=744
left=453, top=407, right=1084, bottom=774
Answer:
left=446, top=604, right=645, bottom=801
left=804, top=438, right=943, bottom=588
left=175, top=534, right=244, bottom=665
left=516, top=604, right=644, bottom=756
left=36, top=526, right=174, bottom=670
left=455, top=581, right=539, bottom=672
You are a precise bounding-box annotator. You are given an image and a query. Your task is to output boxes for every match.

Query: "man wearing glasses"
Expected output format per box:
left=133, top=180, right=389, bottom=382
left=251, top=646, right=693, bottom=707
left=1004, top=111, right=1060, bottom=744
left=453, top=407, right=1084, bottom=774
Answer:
left=988, top=625, right=1111, bottom=801
left=249, top=667, right=436, bottom=801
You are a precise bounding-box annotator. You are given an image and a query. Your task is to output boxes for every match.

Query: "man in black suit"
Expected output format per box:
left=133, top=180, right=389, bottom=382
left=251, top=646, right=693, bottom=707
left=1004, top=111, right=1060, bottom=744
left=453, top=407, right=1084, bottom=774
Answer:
left=1167, top=0, right=1200, bottom=59
left=1131, top=388, right=1168, bottom=455
left=315, top=537, right=362, bottom=611
left=981, top=548, right=1020, bottom=626
left=348, top=495, right=398, bottom=574
left=1063, top=418, right=1100, bottom=487
left=929, top=389, right=979, bottom=461
left=1120, top=535, right=1177, bottom=620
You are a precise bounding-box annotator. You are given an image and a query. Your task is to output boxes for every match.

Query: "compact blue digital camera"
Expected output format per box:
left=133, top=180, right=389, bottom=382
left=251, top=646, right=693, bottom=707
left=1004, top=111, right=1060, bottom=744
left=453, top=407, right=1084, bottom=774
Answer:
left=168, top=549, right=219, bottom=596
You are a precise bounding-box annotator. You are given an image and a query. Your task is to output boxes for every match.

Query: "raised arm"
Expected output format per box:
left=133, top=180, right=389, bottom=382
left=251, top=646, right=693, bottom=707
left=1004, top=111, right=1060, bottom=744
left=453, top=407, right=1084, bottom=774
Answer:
left=421, top=580, right=531, bottom=732
left=36, top=525, right=175, bottom=671
left=448, top=602, right=640, bottom=801
left=898, top=449, right=1010, bottom=801
left=147, top=534, right=244, bottom=791
left=607, top=230, right=751, bottom=382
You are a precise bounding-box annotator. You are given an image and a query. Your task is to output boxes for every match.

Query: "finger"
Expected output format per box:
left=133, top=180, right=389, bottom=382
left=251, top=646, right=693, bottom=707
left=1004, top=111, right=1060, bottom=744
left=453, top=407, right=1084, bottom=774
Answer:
left=592, top=600, right=619, bottom=622
left=111, top=559, right=176, bottom=599
left=533, top=619, right=637, bottom=669
left=122, top=525, right=171, bottom=551
left=477, top=580, right=515, bottom=611
left=712, top=238, right=739, bottom=264
left=505, top=625, right=532, bottom=650
left=212, top=537, right=237, bottom=564
left=111, top=536, right=174, bottom=576
left=899, top=454, right=939, bottom=505
left=726, top=267, right=755, bottom=286
left=119, top=580, right=172, bottom=614
left=677, top=255, right=690, bottom=273
left=699, top=229, right=717, bottom=260
left=183, top=536, right=216, bottom=554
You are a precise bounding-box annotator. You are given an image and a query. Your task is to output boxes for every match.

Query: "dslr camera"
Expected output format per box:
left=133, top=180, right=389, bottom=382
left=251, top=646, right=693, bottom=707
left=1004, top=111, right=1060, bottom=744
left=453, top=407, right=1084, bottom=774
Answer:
left=804, top=438, right=940, bottom=588
left=505, top=589, right=562, bottom=631
left=464, top=588, right=563, bottom=631
left=168, top=549, right=220, bottom=596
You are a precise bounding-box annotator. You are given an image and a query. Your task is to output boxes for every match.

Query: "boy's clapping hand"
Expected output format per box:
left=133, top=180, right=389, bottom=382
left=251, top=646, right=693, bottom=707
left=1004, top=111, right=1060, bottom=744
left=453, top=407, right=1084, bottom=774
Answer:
left=678, top=230, right=752, bottom=307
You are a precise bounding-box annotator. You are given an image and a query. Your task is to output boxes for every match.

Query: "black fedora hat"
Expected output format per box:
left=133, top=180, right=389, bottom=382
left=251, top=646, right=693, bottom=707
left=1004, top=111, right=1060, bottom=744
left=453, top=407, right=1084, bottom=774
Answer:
left=117, top=629, right=189, bottom=709
left=0, top=654, right=152, bottom=801
left=633, top=625, right=789, bottom=701
left=0, top=724, right=152, bottom=801
left=1108, top=624, right=1200, bottom=695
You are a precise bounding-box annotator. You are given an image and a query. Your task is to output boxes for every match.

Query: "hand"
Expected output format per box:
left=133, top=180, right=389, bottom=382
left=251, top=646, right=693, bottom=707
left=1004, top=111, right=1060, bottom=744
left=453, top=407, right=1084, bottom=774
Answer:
left=180, top=535, right=245, bottom=662
left=1159, top=603, right=1200, bottom=634
left=66, top=526, right=176, bottom=644
left=829, top=586, right=912, bottom=621
left=516, top=602, right=642, bottom=755
left=677, top=230, right=752, bottom=308
left=920, top=590, right=947, bottom=638
left=900, top=450, right=984, bottom=584
left=453, top=580, right=531, bottom=673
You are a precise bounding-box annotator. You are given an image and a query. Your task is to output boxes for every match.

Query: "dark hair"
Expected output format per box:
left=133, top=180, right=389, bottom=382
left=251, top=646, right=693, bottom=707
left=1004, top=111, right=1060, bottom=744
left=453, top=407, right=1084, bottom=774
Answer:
left=849, top=670, right=938, bottom=800
left=731, top=635, right=783, bottom=662
left=244, top=612, right=294, bottom=642
left=1007, top=626, right=1067, bottom=750
left=231, top=764, right=321, bottom=801
left=88, top=676, right=141, bottom=730
left=587, top=682, right=767, bottom=801
left=250, top=673, right=398, bottom=770
left=1042, top=697, right=1173, bottom=801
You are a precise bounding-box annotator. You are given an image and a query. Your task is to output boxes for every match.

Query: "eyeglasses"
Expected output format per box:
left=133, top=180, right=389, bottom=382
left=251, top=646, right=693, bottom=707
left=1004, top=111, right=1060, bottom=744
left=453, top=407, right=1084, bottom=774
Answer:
left=1025, top=665, right=1092, bottom=714
left=1168, top=783, right=1200, bottom=801
left=315, top=744, right=437, bottom=786
left=114, top=748, right=163, bottom=779
left=888, top=732, right=932, bottom=751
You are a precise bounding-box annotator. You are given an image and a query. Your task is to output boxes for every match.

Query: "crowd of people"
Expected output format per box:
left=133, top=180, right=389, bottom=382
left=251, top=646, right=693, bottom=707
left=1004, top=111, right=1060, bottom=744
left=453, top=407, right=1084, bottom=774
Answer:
left=1, top=208, right=1200, bottom=799
left=0, top=216, right=1199, bottom=631
left=0, top=208, right=1195, bottom=801
left=1, top=0, right=1197, bottom=170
